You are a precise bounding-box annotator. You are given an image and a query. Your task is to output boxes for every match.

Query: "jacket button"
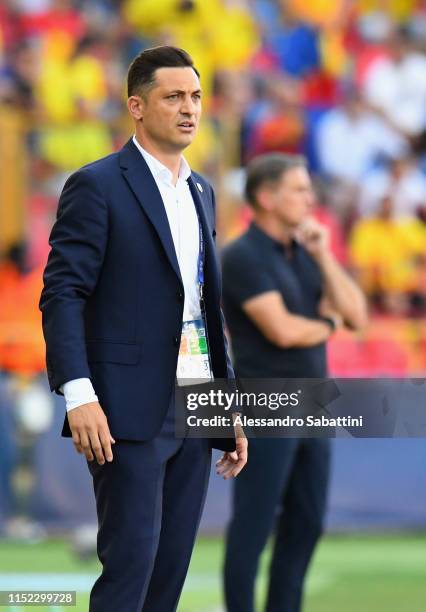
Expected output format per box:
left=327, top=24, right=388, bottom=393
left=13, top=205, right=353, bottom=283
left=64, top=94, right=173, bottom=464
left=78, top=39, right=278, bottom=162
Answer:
left=173, top=336, right=180, bottom=346
left=177, top=290, right=184, bottom=302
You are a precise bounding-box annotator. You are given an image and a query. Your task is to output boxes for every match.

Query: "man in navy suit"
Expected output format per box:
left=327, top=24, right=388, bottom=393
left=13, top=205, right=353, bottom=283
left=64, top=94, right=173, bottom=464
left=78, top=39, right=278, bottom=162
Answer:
left=40, top=46, right=247, bottom=612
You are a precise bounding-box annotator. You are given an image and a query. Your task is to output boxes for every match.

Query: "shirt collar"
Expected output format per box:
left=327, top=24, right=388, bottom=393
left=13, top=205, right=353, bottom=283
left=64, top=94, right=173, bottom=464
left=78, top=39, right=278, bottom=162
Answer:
left=132, top=135, right=191, bottom=184
left=249, top=222, right=298, bottom=254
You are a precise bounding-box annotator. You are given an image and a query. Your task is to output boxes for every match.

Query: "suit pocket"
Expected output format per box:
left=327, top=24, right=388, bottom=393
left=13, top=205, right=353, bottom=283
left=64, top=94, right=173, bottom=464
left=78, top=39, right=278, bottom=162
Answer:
left=86, top=341, right=141, bottom=364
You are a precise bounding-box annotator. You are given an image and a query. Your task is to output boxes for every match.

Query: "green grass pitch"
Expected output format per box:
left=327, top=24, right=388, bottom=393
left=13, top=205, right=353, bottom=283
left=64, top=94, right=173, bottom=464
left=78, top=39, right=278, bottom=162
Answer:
left=0, top=534, right=425, bottom=611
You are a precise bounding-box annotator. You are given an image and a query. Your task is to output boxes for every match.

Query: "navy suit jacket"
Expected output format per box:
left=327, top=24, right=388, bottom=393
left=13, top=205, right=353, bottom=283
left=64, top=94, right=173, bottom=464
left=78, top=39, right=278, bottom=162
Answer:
left=40, top=138, right=235, bottom=450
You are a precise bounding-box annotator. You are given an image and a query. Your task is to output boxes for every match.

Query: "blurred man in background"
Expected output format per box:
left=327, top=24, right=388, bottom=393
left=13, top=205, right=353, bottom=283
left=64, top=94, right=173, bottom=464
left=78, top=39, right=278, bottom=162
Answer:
left=222, top=153, right=367, bottom=612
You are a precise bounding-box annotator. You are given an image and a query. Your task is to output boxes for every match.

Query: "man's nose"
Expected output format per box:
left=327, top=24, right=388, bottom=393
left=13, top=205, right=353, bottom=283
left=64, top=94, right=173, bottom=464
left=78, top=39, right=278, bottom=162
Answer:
left=306, top=191, right=315, bottom=209
left=180, top=95, right=196, bottom=115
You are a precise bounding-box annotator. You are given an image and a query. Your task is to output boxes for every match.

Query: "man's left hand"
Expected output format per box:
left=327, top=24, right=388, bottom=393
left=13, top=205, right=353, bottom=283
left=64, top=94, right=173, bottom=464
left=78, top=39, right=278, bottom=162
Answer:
left=216, top=437, right=248, bottom=479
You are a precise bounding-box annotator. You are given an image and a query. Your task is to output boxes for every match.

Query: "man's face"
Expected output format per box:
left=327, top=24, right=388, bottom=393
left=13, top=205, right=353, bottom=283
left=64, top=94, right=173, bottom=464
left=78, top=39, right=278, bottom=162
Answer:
left=271, top=166, right=314, bottom=227
left=131, top=66, right=202, bottom=152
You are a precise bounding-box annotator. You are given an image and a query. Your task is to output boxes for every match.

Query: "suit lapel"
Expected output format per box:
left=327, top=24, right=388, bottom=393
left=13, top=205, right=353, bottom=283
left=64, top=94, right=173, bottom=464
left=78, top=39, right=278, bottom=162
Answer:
left=187, top=176, right=215, bottom=265
left=119, top=139, right=182, bottom=283
left=187, top=175, right=219, bottom=294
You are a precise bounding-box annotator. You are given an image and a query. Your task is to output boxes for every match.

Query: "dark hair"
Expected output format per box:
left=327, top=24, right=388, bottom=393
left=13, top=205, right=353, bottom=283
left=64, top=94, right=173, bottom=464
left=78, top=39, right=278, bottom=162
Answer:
left=245, top=153, right=307, bottom=208
left=127, top=45, right=199, bottom=97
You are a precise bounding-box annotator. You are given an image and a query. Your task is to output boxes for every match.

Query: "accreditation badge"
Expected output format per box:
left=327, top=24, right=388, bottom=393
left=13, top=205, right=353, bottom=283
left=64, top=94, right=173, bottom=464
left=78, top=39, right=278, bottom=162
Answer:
left=176, top=318, right=213, bottom=386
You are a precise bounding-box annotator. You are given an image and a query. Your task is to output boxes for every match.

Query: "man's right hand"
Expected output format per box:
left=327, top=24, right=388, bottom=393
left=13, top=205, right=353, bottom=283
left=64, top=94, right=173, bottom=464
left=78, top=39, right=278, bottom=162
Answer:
left=67, top=402, right=115, bottom=464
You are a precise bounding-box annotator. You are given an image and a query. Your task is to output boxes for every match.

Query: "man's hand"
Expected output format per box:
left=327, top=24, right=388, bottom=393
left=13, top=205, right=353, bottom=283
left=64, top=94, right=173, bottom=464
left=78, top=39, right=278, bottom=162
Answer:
left=296, top=217, right=330, bottom=260
left=67, top=401, right=115, bottom=464
left=216, top=436, right=248, bottom=480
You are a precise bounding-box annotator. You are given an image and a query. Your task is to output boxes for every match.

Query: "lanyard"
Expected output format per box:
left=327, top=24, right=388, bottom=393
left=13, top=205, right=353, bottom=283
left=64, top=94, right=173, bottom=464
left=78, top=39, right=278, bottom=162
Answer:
left=195, top=209, right=205, bottom=305
left=181, top=177, right=206, bottom=309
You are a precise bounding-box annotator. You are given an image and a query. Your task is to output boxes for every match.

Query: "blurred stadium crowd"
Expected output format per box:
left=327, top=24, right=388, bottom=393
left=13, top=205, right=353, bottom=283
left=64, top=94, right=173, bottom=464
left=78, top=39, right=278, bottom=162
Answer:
left=1, top=0, right=426, bottom=532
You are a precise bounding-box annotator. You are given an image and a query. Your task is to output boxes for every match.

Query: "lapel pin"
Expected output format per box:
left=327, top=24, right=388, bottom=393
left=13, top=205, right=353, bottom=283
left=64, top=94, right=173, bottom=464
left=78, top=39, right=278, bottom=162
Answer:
left=196, top=182, right=203, bottom=193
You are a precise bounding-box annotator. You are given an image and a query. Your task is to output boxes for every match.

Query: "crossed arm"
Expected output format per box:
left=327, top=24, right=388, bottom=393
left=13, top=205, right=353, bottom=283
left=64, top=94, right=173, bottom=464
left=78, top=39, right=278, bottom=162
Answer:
left=241, top=254, right=367, bottom=350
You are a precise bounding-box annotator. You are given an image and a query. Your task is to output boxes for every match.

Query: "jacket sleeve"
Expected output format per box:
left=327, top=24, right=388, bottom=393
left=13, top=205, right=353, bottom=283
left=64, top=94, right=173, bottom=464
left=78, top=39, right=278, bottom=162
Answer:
left=39, top=168, right=108, bottom=393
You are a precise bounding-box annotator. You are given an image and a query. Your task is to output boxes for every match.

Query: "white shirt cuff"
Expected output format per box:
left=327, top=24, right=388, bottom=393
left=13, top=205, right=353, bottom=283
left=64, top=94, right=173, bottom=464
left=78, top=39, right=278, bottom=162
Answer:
left=61, top=378, right=98, bottom=412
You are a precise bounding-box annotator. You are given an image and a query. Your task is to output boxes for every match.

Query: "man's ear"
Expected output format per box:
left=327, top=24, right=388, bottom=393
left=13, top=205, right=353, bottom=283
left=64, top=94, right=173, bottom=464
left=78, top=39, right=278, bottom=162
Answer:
left=256, top=187, right=274, bottom=212
left=127, top=96, right=144, bottom=121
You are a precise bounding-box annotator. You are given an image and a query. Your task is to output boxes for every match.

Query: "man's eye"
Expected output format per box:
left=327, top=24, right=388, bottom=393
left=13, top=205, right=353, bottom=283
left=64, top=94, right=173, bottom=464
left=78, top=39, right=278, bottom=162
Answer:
left=167, top=94, right=178, bottom=100
left=193, top=94, right=201, bottom=100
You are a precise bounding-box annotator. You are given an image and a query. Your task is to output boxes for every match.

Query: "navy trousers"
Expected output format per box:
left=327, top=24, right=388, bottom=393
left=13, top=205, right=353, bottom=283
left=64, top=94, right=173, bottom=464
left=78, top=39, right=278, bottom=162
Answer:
left=224, top=437, right=330, bottom=612
left=87, top=398, right=211, bottom=612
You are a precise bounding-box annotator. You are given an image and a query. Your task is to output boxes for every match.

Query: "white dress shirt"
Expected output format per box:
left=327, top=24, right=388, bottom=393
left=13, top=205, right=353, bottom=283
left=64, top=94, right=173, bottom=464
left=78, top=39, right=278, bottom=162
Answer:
left=62, top=136, right=201, bottom=411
